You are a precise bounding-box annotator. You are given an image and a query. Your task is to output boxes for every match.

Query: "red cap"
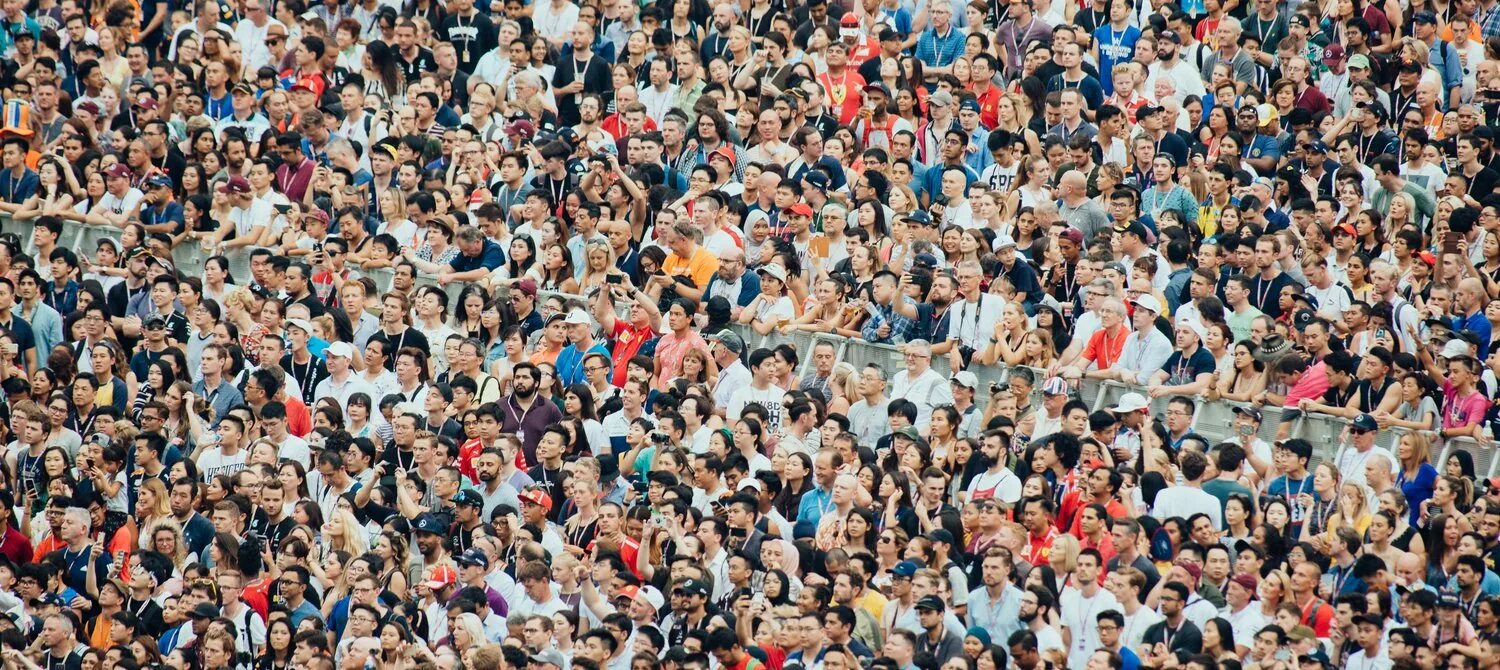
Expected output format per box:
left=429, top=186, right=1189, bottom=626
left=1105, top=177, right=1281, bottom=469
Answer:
left=1333, top=222, right=1357, bottom=237
left=785, top=203, right=814, bottom=217
left=519, top=489, right=553, bottom=511
left=422, top=564, right=458, bottom=590
left=840, top=13, right=859, bottom=27
left=1417, top=250, right=1437, bottom=266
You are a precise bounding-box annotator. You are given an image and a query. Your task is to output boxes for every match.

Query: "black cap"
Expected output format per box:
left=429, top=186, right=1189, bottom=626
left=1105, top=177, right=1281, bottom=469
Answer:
left=915, top=595, right=946, bottom=611
left=413, top=512, right=446, bottom=534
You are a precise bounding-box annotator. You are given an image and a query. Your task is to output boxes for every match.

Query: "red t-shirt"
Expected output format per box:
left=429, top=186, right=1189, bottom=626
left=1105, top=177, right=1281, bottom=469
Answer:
left=1082, top=326, right=1128, bottom=370
left=458, top=437, right=486, bottom=485
left=608, top=321, right=656, bottom=387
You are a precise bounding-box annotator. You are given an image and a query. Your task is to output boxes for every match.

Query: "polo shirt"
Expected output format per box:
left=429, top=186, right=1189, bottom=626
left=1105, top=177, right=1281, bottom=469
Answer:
left=450, top=239, right=506, bottom=273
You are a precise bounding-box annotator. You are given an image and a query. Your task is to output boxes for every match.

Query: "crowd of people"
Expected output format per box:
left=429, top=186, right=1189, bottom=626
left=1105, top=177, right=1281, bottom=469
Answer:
left=3, top=0, right=1500, bottom=668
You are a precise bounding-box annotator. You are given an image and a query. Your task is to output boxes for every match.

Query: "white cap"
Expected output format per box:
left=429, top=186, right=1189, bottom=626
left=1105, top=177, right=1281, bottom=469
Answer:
left=325, top=341, right=354, bottom=359
left=563, top=309, right=593, bottom=326
left=1177, top=317, right=1208, bottom=342
left=1130, top=294, right=1162, bottom=315
left=757, top=263, right=788, bottom=282
left=1441, top=339, right=1472, bottom=359
left=952, top=371, right=979, bottom=389
left=284, top=318, right=313, bottom=335
left=1111, top=392, right=1150, bottom=413
left=993, top=235, right=1018, bottom=251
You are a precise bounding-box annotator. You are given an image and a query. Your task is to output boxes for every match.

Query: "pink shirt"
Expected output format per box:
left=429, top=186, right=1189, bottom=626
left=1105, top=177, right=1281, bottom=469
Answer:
left=1441, top=379, right=1488, bottom=432
left=1283, top=361, right=1331, bottom=409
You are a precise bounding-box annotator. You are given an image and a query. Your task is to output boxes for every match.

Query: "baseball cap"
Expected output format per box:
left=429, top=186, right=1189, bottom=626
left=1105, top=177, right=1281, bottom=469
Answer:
left=530, top=650, right=567, bottom=668
left=757, top=263, right=789, bottom=283
left=916, top=595, right=946, bottom=611
left=563, top=309, right=593, bottom=326
left=1130, top=294, right=1162, bottom=314
left=143, top=315, right=167, bottom=330
left=455, top=548, right=490, bottom=568
left=928, top=90, right=954, bottom=108
left=677, top=579, right=710, bottom=597
left=218, top=175, right=252, bottom=194
left=862, top=81, right=891, bottom=98
left=284, top=318, right=314, bottom=335
left=104, top=164, right=132, bottom=179
left=1320, top=44, right=1345, bottom=64
left=707, top=329, right=745, bottom=354
left=422, top=564, right=458, bottom=590
left=452, top=489, right=483, bottom=508
left=519, top=488, right=553, bottom=511
left=325, top=341, right=355, bottom=359
left=785, top=202, right=814, bottom=217
left=1111, top=393, right=1149, bottom=413
left=1041, top=376, right=1068, bottom=396
left=890, top=560, right=921, bottom=578
left=952, top=371, right=978, bottom=390
left=1233, top=406, right=1264, bottom=423
left=1350, top=414, right=1378, bottom=432
left=145, top=174, right=173, bottom=189
left=412, top=513, right=446, bottom=534
left=1348, top=54, right=1372, bottom=69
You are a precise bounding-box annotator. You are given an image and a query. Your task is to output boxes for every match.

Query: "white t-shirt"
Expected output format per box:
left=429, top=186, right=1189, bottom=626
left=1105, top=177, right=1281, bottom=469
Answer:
left=197, top=446, right=249, bottom=481
left=753, top=295, right=796, bottom=326
left=727, top=384, right=788, bottom=433
left=1151, top=485, right=1223, bottom=529
left=1059, top=587, right=1122, bottom=670
left=96, top=189, right=144, bottom=218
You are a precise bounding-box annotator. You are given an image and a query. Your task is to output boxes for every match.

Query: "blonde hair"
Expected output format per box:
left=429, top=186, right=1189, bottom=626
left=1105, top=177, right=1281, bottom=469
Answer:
left=144, top=517, right=189, bottom=566
left=328, top=509, right=370, bottom=556
left=1049, top=533, right=1081, bottom=574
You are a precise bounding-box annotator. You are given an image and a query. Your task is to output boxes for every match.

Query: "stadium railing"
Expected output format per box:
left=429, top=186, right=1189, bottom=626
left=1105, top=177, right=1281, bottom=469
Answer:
left=7, top=216, right=1482, bottom=473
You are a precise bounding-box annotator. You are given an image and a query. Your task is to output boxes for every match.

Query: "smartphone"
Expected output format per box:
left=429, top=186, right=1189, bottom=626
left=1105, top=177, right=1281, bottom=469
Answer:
left=607, top=275, right=623, bottom=285
left=1443, top=232, right=1462, bottom=254
left=1375, top=327, right=1387, bottom=339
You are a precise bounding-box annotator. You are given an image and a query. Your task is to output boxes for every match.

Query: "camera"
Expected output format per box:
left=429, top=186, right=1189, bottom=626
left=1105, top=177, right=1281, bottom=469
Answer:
left=650, top=432, right=670, bottom=445
left=607, top=275, right=623, bottom=285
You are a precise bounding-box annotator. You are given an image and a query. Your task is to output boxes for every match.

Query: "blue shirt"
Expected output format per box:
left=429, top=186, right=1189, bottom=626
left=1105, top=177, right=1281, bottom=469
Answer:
left=796, top=485, right=833, bottom=526
left=966, top=583, right=1024, bottom=642
left=1455, top=310, right=1492, bottom=358
left=1092, top=24, right=1141, bottom=96
left=915, top=26, right=965, bottom=70
left=449, top=238, right=506, bottom=273
left=142, top=201, right=186, bottom=234
left=554, top=341, right=610, bottom=387
left=0, top=168, right=37, bottom=204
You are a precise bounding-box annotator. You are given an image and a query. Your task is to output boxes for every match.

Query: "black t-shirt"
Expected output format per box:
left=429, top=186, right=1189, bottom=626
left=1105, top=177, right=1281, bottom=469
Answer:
left=42, top=649, right=83, bottom=670
left=398, top=47, right=437, bottom=83
left=437, top=11, right=497, bottom=74
left=279, top=353, right=329, bottom=407
left=368, top=328, right=430, bottom=372
left=1464, top=166, right=1500, bottom=201
left=550, top=55, right=612, bottom=127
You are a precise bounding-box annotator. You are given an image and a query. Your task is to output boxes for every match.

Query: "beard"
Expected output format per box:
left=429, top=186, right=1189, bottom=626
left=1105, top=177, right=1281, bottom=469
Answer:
left=1020, top=609, right=1038, bottom=624
left=478, top=469, right=497, bottom=483
left=932, top=293, right=951, bottom=308
left=514, top=383, right=537, bottom=399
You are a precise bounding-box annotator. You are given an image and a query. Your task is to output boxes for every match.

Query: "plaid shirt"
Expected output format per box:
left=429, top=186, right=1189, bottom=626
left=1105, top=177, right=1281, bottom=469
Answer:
left=861, top=297, right=916, bottom=344
left=1485, top=4, right=1500, bottom=40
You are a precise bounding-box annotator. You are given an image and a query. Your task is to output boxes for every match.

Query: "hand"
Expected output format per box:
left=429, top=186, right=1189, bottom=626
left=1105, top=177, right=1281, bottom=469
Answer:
left=875, top=322, right=891, bottom=338
left=90, top=541, right=104, bottom=560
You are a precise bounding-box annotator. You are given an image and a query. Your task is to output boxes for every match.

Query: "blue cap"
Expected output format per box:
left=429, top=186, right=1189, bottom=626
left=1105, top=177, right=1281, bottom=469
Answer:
left=413, top=512, right=446, bottom=534
left=452, top=489, right=483, bottom=508
left=1304, top=140, right=1329, bottom=154
left=959, top=98, right=981, bottom=113
left=145, top=174, right=173, bottom=188
left=1351, top=414, right=1378, bottom=432
left=901, top=210, right=932, bottom=226
left=890, top=560, right=921, bottom=578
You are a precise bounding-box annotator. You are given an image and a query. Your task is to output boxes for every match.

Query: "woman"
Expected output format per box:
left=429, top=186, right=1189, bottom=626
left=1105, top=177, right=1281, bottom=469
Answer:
left=256, top=618, right=296, bottom=670
left=536, top=243, right=581, bottom=294
left=782, top=277, right=849, bottom=335
left=739, top=265, right=796, bottom=336
left=1393, top=431, right=1438, bottom=523
left=1363, top=509, right=1404, bottom=571
left=222, top=288, right=268, bottom=367
left=1426, top=512, right=1464, bottom=584
left=976, top=301, right=1030, bottom=366
left=843, top=507, right=877, bottom=557
left=994, top=92, right=1042, bottom=156
left=561, top=477, right=601, bottom=553
left=372, top=531, right=412, bottom=601
left=1211, top=341, right=1268, bottom=402
left=134, top=480, right=175, bottom=550
left=1378, top=372, right=1440, bottom=432
left=1355, top=207, right=1390, bottom=257
left=1224, top=493, right=1256, bottom=546
left=855, top=199, right=893, bottom=254
left=1200, top=618, right=1239, bottom=662
left=1376, top=488, right=1426, bottom=554
left=1297, top=462, right=1342, bottom=541
left=1006, top=158, right=1052, bottom=219
left=130, top=359, right=176, bottom=423
left=13, top=157, right=77, bottom=221
left=448, top=612, right=486, bottom=656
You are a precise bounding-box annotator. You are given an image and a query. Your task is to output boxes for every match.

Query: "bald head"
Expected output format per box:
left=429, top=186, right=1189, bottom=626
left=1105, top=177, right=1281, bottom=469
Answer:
left=1061, top=170, right=1086, bottom=197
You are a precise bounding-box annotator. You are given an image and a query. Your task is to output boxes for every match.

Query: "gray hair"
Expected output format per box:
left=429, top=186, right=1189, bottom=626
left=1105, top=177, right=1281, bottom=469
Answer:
left=1100, top=298, right=1127, bottom=317
left=456, top=226, right=483, bottom=244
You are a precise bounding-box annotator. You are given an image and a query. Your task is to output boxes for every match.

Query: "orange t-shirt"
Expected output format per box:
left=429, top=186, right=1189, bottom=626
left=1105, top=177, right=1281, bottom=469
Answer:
left=1082, top=325, right=1129, bottom=370
left=662, top=245, right=720, bottom=291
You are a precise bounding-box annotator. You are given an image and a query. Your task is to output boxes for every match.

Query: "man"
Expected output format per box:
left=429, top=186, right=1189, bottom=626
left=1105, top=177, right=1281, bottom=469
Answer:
left=0, top=135, right=37, bottom=209
left=1094, top=294, right=1171, bottom=385
left=31, top=613, right=85, bottom=669
left=1060, top=549, right=1122, bottom=670
left=499, top=363, right=565, bottom=466
left=1202, top=18, right=1258, bottom=94
left=1047, top=89, right=1097, bottom=142
left=439, top=226, right=505, bottom=285
left=192, top=344, right=243, bottom=424
left=889, top=339, right=953, bottom=430
left=1151, top=450, right=1223, bottom=527
left=1146, top=319, right=1217, bottom=397
left=312, top=342, right=376, bottom=413
left=1055, top=170, right=1111, bottom=242
left=913, top=595, right=963, bottom=664
left=1146, top=29, right=1207, bottom=103
left=1140, top=582, right=1201, bottom=657
left=1091, top=0, right=1140, bottom=96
